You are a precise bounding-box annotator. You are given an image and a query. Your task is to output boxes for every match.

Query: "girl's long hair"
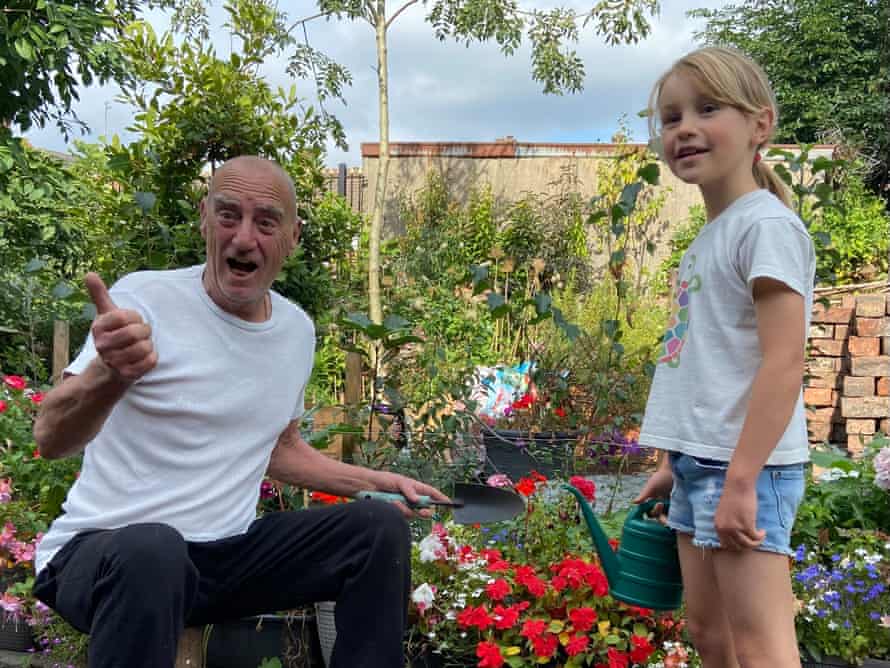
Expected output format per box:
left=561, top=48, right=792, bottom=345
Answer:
left=648, top=46, right=792, bottom=208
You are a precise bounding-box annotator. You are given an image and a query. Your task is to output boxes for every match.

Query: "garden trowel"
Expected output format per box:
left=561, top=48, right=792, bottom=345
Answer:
left=356, top=483, right=525, bottom=524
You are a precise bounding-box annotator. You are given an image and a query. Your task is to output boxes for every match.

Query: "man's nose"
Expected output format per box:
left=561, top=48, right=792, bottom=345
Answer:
left=232, top=219, right=258, bottom=249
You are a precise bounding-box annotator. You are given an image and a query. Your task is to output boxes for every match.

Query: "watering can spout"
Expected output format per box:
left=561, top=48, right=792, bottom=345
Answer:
left=562, top=484, right=621, bottom=588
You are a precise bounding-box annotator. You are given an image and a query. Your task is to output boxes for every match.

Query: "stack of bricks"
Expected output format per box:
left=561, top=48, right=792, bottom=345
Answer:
left=805, top=292, right=890, bottom=454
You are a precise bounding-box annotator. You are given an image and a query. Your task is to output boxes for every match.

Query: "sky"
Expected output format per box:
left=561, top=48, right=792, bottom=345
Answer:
left=22, top=1, right=730, bottom=168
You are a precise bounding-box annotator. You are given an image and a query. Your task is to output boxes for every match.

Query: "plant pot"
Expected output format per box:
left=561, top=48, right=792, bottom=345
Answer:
left=0, top=616, right=33, bottom=651
left=205, top=612, right=324, bottom=668
left=483, top=429, right=578, bottom=480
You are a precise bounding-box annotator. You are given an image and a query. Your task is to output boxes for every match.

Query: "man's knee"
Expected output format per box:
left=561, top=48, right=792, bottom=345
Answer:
left=105, top=523, right=190, bottom=578
left=349, top=500, right=410, bottom=549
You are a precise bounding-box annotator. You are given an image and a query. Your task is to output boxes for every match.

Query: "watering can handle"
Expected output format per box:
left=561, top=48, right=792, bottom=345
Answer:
left=632, top=498, right=670, bottom=521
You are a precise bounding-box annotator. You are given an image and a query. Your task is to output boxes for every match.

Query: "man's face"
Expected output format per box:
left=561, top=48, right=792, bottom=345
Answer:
left=199, top=159, right=300, bottom=321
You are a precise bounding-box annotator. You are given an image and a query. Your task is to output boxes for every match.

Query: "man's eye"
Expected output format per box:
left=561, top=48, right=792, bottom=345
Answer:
left=219, top=210, right=238, bottom=222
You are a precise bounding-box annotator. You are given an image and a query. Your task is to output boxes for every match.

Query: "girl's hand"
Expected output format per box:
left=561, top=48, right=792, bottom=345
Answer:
left=632, top=467, right=673, bottom=524
left=714, top=481, right=765, bottom=550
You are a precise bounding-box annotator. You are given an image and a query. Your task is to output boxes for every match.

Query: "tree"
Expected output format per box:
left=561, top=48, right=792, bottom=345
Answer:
left=690, top=0, right=890, bottom=195
left=309, top=0, right=659, bottom=326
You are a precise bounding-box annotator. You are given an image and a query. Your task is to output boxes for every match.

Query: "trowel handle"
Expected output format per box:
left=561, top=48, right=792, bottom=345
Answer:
left=356, top=490, right=434, bottom=507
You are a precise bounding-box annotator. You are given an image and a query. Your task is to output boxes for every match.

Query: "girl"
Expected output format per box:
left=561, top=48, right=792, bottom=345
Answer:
left=634, top=47, right=815, bottom=668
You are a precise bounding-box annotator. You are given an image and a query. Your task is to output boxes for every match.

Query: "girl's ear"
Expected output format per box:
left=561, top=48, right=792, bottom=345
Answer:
left=751, top=106, right=775, bottom=146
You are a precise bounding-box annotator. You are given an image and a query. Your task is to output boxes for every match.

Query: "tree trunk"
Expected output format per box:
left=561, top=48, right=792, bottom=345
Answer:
left=369, top=0, right=389, bottom=325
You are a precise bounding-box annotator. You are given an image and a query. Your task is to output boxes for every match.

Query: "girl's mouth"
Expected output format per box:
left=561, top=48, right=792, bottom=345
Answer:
left=676, top=147, right=708, bottom=159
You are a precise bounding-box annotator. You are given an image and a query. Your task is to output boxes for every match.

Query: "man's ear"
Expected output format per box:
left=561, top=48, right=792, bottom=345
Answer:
left=289, top=219, right=302, bottom=253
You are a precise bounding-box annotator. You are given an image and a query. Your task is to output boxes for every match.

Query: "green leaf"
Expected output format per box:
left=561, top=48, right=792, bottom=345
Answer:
left=382, top=314, right=411, bottom=331
left=487, top=292, right=506, bottom=312
left=534, top=292, right=552, bottom=315
left=24, top=258, right=46, bottom=273
left=51, top=281, right=74, bottom=299
left=637, top=162, right=659, bottom=185
left=341, top=312, right=373, bottom=331
left=133, top=191, right=157, bottom=213
left=14, top=38, right=34, bottom=61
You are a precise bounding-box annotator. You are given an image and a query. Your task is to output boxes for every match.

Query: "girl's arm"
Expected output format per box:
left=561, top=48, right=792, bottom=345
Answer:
left=717, top=277, right=806, bottom=549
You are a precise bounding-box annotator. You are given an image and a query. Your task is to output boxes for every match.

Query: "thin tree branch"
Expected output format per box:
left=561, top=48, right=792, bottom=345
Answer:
left=385, top=0, right=419, bottom=29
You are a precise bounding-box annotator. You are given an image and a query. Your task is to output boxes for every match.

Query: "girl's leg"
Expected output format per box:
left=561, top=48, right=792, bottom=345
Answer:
left=677, top=534, right=739, bottom=668
left=713, top=549, right=800, bottom=668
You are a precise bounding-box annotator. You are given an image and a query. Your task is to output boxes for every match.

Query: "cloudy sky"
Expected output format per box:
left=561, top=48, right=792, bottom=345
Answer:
left=23, top=0, right=729, bottom=168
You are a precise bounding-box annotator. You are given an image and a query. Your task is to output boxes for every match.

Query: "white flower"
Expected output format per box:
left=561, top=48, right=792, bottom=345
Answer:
left=848, top=470, right=860, bottom=478
left=418, top=534, right=445, bottom=563
left=828, top=622, right=838, bottom=631
left=412, top=583, right=436, bottom=614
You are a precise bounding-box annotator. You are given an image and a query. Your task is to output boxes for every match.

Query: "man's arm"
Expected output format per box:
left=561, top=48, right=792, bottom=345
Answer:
left=267, top=420, right=450, bottom=511
left=33, top=273, right=157, bottom=459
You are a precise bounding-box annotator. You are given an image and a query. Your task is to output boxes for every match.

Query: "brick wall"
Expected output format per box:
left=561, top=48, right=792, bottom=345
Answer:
left=806, top=292, right=890, bottom=453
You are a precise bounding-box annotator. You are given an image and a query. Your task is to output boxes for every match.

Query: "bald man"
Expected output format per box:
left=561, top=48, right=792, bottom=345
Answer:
left=32, top=156, right=446, bottom=668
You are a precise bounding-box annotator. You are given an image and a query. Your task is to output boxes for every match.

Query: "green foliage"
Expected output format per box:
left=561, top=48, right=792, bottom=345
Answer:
left=691, top=0, right=890, bottom=193
left=0, top=0, right=168, bottom=136
left=654, top=205, right=705, bottom=296
left=809, top=172, right=890, bottom=283
left=792, top=435, right=890, bottom=548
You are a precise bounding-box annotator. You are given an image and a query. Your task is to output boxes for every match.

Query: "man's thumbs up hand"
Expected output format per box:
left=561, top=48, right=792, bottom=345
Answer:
left=86, top=273, right=157, bottom=384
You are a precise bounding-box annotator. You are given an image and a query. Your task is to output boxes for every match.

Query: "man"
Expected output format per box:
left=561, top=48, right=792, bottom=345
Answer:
left=32, top=155, right=446, bottom=668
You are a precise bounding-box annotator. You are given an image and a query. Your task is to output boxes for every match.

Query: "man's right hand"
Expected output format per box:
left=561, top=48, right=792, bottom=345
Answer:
left=86, top=273, right=157, bottom=384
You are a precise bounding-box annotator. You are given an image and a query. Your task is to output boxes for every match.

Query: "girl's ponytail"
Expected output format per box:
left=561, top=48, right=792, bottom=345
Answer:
left=753, top=156, right=793, bottom=209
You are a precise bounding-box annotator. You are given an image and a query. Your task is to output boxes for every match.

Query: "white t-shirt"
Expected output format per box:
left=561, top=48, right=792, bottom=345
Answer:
left=35, top=266, right=315, bottom=574
left=640, top=189, right=815, bottom=465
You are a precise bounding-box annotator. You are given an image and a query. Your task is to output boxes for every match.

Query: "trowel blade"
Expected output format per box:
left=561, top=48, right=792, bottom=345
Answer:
left=450, top=483, right=526, bottom=525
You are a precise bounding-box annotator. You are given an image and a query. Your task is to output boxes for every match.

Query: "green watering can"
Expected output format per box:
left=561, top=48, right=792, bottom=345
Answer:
left=564, top=485, right=683, bottom=611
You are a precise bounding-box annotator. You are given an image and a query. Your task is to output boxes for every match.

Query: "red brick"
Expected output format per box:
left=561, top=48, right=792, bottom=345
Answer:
left=878, top=377, right=890, bottom=397
left=880, top=418, right=890, bottom=434
left=846, top=419, right=877, bottom=435
left=855, top=317, right=889, bottom=337
left=807, top=421, right=831, bottom=442
left=835, top=324, right=850, bottom=339
left=804, top=387, right=834, bottom=406
left=847, top=434, right=868, bottom=455
left=806, top=405, right=839, bottom=421
left=812, top=304, right=854, bottom=324
left=808, top=357, right=842, bottom=374
left=843, top=376, right=875, bottom=397
left=851, top=356, right=890, bottom=377
left=841, top=396, right=890, bottom=418
left=811, top=339, right=846, bottom=356
left=856, top=295, right=887, bottom=317
left=849, top=336, right=881, bottom=357
left=807, top=374, right=841, bottom=389
left=809, top=324, right=834, bottom=338
left=883, top=337, right=890, bottom=355
left=841, top=295, right=856, bottom=309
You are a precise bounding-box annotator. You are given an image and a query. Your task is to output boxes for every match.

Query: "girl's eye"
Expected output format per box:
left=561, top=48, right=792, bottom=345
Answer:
left=701, top=103, right=720, bottom=114
left=661, top=114, right=680, bottom=127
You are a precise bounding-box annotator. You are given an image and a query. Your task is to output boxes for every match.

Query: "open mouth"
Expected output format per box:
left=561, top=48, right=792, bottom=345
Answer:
left=675, top=147, right=708, bottom=160
left=226, top=258, right=258, bottom=276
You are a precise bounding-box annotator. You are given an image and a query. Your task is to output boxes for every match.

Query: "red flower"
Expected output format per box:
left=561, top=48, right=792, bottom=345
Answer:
left=569, top=476, right=596, bottom=502
left=566, top=634, right=589, bottom=656
left=476, top=640, right=504, bottom=668
left=529, top=470, right=547, bottom=483
left=629, top=635, right=655, bottom=664
left=608, top=647, right=629, bottom=668
left=550, top=575, right=567, bottom=592
left=29, top=392, right=45, bottom=404
left=457, top=605, right=493, bottom=631
left=485, top=579, right=511, bottom=601
left=486, top=559, right=511, bottom=572
left=515, top=566, right=547, bottom=597
left=554, top=407, right=567, bottom=418
left=531, top=633, right=558, bottom=658
left=520, top=619, right=547, bottom=639
left=492, top=604, right=521, bottom=630
left=480, top=548, right=503, bottom=564
left=32, top=449, right=41, bottom=460
left=625, top=604, right=653, bottom=618
left=608, top=538, right=620, bottom=551
left=3, top=375, right=26, bottom=391
left=515, top=478, right=536, bottom=496
left=0, top=400, right=6, bottom=413
left=568, top=606, right=597, bottom=632
left=511, top=393, right=534, bottom=409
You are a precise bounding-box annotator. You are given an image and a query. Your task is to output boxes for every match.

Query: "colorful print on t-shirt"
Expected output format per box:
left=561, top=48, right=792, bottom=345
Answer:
left=658, top=253, right=702, bottom=368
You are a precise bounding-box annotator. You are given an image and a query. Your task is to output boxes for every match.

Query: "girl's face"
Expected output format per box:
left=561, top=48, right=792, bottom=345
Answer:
left=657, top=71, right=771, bottom=209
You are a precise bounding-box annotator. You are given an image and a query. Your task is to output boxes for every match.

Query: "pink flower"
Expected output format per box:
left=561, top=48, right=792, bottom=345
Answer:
left=259, top=480, right=275, bottom=499
left=10, top=539, right=35, bottom=563
left=0, top=400, right=6, bottom=413
left=0, top=522, right=16, bottom=548
left=29, top=391, right=45, bottom=404
left=0, top=479, right=11, bottom=504
left=0, top=593, right=23, bottom=619
left=486, top=474, right=513, bottom=488
left=3, top=375, right=26, bottom=391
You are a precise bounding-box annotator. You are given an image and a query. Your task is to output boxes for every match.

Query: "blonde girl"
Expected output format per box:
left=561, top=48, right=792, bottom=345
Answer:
left=634, top=47, right=815, bottom=668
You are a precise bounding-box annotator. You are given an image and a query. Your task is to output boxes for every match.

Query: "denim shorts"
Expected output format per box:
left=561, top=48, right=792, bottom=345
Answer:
left=667, top=452, right=805, bottom=556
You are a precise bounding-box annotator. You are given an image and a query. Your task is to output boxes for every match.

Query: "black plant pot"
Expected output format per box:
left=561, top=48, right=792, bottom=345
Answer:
left=205, top=612, right=324, bottom=668
left=483, top=429, right=578, bottom=480
left=0, top=616, right=33, bottom=651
